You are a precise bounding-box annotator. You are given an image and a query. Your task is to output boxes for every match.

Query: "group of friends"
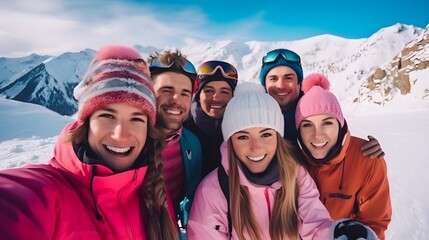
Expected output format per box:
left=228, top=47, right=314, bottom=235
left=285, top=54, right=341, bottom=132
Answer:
left=0, top=44, right=391, bottom=240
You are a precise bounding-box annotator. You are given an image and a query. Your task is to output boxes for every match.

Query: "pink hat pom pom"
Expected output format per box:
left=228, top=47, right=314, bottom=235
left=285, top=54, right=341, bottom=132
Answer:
left=94, top=44, right=142, bottom=61
left=302, top=73, right=330, bottom=94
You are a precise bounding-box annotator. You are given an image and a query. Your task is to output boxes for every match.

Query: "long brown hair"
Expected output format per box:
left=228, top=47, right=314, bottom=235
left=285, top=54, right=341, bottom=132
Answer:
left=66, top=121, right=178, bottom=240
left=228, top=133, right=299, bottom=240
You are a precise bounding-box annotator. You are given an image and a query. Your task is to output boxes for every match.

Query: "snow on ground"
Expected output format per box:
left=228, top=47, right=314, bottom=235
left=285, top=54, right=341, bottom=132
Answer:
left=1, top=99, right=428, bottom=240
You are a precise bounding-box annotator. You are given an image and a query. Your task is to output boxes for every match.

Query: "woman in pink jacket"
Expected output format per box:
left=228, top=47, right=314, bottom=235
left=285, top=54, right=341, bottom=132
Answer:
left=187, top=82, right=329, bottom=240
left=0, top=45, right=178, bottom=240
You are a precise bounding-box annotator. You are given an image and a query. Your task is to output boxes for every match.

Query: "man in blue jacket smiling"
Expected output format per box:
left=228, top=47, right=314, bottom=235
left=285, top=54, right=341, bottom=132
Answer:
left=147, top=49, right=202, bottom=233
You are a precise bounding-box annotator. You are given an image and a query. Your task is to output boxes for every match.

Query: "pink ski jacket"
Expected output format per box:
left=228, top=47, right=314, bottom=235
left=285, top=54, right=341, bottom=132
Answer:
left=0, top=121, right=174, bottom=240
left=187, top=142, right=334, bottom=240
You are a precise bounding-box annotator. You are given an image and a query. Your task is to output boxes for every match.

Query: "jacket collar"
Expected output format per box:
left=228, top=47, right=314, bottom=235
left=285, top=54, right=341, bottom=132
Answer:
left=220, top=141, right=282, bottom=190
left=49, top=121, right=148, bottom=193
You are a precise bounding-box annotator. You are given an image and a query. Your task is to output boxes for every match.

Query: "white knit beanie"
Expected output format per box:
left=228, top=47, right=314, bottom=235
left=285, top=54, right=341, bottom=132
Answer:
left=221, top=82, right=284, bottom=140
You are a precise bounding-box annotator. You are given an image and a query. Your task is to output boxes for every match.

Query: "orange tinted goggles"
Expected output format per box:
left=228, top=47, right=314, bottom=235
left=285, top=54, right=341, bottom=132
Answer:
left=197, top=60, right=238, bottom=80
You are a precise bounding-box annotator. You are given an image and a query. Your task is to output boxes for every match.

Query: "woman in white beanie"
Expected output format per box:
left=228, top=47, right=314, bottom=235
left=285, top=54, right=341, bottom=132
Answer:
left=0, top=45, right=178, bottom=240
left=187, top=81, right=378, bottom=240
left=187, top=82, right=331, bottom=239
left=296, top=73, right=391, bottom=240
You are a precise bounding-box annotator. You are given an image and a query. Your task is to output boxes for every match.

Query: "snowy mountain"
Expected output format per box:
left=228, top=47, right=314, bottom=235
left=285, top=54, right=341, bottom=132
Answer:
left=0, top=49, right=94, bottom=115
left=0, top=23, right=429, bottom=240
left=0, top=23, right=427, bottom=116
left=0, top=53, right=50, bottom=88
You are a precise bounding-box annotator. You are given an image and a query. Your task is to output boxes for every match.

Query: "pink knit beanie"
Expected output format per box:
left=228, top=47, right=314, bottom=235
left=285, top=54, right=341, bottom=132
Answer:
left=73, top=45, right=156, bottom=125
left=295, top=73, right=344, bottom=129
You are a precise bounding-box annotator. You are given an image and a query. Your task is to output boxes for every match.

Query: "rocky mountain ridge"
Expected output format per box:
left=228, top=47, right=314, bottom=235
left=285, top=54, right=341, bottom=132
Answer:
left=359, top=26, right=429, bottom=105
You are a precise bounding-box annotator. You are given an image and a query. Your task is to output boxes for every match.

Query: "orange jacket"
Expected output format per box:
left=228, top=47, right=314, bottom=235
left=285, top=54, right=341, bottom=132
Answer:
left=303, top=131, right=392, bottom=240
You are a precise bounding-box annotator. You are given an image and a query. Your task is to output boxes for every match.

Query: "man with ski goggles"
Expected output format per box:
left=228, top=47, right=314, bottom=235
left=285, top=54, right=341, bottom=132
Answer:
left=260, top=48, right=384, bottom=159
left=184, top=60, right=238, bottom=178
left=147, top=50, right=203, bottom=234
left=260, top=49, right=390, bottom=238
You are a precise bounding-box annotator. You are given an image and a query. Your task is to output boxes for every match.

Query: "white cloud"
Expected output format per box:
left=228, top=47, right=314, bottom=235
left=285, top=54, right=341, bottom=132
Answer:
left=0, top=0, right=220, bottom=57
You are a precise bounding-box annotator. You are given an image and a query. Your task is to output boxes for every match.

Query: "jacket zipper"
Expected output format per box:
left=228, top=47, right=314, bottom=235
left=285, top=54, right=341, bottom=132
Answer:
left=118, top=169, right=139, bottom=239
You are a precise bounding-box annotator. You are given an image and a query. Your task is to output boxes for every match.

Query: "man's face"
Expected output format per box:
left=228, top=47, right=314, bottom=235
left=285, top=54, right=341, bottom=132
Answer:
left=152, top=72, right=193, bottom=135
left=264, top=66, right=300, bottom=111
left=199, top=81, right=233, bottom=119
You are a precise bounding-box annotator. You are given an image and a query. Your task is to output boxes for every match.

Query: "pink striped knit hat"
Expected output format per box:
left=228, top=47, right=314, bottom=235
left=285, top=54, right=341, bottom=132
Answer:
left=295, top=73, right=345, bottom=129
left=73, top=45, right=156, bottom=125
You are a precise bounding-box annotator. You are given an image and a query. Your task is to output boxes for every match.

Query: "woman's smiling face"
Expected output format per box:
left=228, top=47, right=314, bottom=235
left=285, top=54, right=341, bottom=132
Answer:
left=299, top=114, right=339, bottom=159
left=231, top=127, right=277, bottom=173
left=88, top=103, right=148, bottom=172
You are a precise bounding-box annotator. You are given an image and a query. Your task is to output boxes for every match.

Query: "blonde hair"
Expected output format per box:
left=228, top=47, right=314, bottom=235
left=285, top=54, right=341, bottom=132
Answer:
left=228, top=133, right=299, bottom=240
left=66, top=122, right=178, bottom=240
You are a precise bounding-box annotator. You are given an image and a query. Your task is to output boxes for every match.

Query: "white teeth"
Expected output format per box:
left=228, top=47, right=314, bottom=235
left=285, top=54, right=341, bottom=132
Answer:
left=166, top=109, right=181, bottom=115
left=277, top=92, right=288, bottom=96
left=248, top=155, right=265, bottom=161
left=106, top=145, right=131, bottom=153
left=210, top=105, right=223, bottom=109
left=312, top=142, right=327, bottom=147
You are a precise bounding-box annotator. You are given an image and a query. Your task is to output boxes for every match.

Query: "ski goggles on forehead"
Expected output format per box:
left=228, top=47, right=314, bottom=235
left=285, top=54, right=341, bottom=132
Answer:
left=262, top=49, right=301, bottom=65
left=149, top=58, right=197, bottom=76
left=197, top=60, right=238, bottom=80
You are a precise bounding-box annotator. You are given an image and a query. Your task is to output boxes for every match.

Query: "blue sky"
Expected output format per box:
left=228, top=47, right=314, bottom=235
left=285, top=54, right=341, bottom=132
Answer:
left=140, top=0, right=428, bottom=39
left=0, top=0, right=427, bottom=57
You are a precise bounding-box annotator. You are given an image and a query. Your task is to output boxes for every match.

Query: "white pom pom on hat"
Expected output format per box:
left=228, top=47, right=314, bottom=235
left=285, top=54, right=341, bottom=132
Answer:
left=295, top=73, right=345, bottom=129
left=221, top=82, right=284, bottom=140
